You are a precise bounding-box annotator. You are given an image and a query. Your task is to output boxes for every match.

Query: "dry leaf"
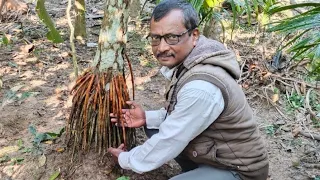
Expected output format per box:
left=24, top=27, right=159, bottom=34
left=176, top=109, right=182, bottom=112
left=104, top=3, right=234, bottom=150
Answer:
left=300, top=82, right=306, bottom=95
left=38, top=154, right=46, bottom=167
left=44, top=140, right=53, bottom=145
left=263, top=72, right=272, bottom=79
left=0, top=146, right=19, bottom=158
left=292, top=125, right=302, bottom=137
left=272, top=93, right=279, bottom=103
left=56, top=148, right=64, bottom=153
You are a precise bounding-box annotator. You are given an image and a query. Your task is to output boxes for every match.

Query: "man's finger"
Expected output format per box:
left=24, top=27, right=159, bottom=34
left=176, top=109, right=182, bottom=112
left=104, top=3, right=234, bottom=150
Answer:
left=118, top=143, right=125, bottom=149
left=121, top=109, right=129, bottom=114
left=126, top=101, right=140, bottom=109
left=107, top=147, right=116, bottom=153
left=111, top=118, right=117, bottom=122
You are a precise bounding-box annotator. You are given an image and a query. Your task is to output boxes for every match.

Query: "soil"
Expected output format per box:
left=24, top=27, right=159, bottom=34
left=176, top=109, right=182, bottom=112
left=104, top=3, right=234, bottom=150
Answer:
left=0, top=1, right=319, bottom=180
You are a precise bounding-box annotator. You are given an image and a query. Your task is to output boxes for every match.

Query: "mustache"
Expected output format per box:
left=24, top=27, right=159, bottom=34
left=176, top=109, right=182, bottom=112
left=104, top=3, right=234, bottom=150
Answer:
left=156, top=53, right=174, bottom=58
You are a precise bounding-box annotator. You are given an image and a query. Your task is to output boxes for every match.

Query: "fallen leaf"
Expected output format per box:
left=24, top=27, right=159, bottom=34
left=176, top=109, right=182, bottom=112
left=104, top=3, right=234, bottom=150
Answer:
left=0, top=146, right=19, bottom=158
left=49, top=171, right=60, bottom=180
left=56, top=148, right=64, bottom=153
left=20, top=44, right=35, bottom=53
left=44, top=140, right=53, bottom=145
left=272, top=93, right=279, bottom=103
left=292, top=125, right=302, bottom=137
left=263, top=72, right=272, bottom=79
left=10, top=84, right=24, bottom=92
left=300, top=82, right=306, bottom=95
left=38, top=154, right=46, bottom=167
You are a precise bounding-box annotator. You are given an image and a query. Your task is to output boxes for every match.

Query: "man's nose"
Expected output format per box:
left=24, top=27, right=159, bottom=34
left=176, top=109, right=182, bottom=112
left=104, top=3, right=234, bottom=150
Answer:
left=157, top=37, right=170, bottom=52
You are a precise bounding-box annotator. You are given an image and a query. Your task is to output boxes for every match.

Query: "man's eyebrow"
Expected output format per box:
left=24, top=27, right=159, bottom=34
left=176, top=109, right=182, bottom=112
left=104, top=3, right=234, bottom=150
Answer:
left=149, top=33, right=179, bottom=36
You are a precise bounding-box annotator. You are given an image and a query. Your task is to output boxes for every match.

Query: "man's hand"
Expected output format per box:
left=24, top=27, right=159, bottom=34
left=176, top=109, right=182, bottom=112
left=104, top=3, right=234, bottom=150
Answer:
left=110, top=101, right=146, bottom=128
left=107, top=144, right=126, bottom=163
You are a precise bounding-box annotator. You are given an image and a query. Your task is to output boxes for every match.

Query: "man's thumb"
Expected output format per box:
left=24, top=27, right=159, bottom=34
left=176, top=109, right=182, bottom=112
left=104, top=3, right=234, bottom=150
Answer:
left=126, top=101, right=139, bottom=108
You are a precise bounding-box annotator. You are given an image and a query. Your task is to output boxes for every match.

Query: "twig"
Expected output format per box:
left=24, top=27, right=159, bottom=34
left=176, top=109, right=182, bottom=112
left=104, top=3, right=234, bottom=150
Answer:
left=303, top=164, right=320, bottom=169
left=67, top=0, right=79, bottom=77
left=305, top=88, right=319, bottom=119
left=262, top=88, right=290, bottom=121
left=299, top=131, right=320, bottom=141
left=275, top=79, right=293, bottom=87
left=123, top=50, right=135, bottom=100
left=237, top=59, right=247, bottom=83
left=270, top=74, right=319, bottom=89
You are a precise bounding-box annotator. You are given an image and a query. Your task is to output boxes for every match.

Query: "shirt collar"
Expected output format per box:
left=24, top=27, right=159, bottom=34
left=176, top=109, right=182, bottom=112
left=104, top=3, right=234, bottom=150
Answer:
left=160, top=66, right=177, bottom=81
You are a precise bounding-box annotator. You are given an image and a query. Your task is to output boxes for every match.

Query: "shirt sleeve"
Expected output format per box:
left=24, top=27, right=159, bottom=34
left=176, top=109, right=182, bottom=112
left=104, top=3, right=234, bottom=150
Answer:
left=145, top=108, right=167, bottom=129
left=118, top=80, right=225, bottom=173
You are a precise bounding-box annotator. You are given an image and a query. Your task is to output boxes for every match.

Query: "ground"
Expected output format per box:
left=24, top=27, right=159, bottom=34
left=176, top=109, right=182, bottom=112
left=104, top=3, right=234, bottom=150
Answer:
left=0, top=0, right=319, bottom=180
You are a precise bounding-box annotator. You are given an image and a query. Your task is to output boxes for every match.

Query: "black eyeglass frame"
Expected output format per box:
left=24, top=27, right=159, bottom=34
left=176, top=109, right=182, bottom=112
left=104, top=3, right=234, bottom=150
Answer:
left=147, top=29, right=192, bottom=46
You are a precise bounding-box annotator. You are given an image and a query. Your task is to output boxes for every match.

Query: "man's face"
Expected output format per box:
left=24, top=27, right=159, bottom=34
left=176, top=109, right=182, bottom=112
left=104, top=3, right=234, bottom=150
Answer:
left=150, top=9, right=199, bottom=69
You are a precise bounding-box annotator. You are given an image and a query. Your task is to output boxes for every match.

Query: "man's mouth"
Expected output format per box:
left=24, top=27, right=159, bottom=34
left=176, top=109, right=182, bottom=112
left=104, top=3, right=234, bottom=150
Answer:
left=157, top=53, right=174, bottom=59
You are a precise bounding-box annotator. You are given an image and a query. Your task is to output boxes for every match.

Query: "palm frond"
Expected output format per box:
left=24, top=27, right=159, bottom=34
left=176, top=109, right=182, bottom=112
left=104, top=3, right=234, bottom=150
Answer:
left=267, top=3, right=320, bottom=79
left=268, top=2, right=320, bottom=15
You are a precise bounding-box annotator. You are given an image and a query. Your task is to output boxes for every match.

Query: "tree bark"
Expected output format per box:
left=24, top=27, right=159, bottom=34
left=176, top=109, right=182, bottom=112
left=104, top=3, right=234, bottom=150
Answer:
left=74, top=0, right=86, bottom=40
left=92, top=0, right=130, bottom=72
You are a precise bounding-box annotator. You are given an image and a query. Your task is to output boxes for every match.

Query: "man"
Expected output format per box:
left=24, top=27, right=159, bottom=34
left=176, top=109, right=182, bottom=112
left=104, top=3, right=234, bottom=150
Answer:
left=108, top=0, right=269, bottom=179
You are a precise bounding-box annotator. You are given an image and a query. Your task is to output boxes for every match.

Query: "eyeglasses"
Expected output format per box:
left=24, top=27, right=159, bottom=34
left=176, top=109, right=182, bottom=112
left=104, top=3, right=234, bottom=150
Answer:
left=147, top=29, right=191, bottom=46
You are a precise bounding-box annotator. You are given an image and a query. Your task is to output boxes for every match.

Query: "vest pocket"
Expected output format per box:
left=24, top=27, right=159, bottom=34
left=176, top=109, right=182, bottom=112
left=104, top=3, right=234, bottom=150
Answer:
left=185, top=136, right=215, bottom=157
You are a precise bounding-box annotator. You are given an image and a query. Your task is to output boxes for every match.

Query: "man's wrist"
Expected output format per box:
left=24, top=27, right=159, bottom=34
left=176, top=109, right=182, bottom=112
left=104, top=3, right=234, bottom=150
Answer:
left=118, top=152, right=130, bottom=170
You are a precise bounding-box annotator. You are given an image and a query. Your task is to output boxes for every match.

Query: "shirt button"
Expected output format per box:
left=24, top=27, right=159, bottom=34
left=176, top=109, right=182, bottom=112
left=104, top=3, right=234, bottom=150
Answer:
left=192, top=151, right=198, bottom=157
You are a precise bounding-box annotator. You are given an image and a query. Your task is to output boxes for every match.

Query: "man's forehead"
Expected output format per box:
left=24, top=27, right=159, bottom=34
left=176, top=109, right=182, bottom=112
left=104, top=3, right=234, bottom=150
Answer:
left=150, top=11, right=185, bottom=34
left=151, top=9, right=184, bottom=25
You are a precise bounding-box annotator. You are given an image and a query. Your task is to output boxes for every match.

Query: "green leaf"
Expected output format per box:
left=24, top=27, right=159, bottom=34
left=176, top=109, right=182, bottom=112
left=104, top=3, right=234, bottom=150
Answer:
left=229, top=0, right=238, bottom=38
left=281, top=29, right=311, bottom=50
left=8, top=61, right=18, bottom=68
left=243, top=0, right=251, bottom=24
left=28, top=125, right=37, bottom=136
left=22, top=148, right=32, bottom=153
left=116, top=176, right=130, bottom=180
left=36, top=0, right=63, bottom=43
left=49, top=171, right=60, bottom=180
left=58, top=127, right=65, bottom=136
left=2, top=35, right=9, bottom=45
left=205, top=0, right=214, bottom=8
left=0, top=155, right=10, bottom=163
left=314, top=44, right=320, bottom=60
left=17, top=139, right=24, bottom=149
left=268, top=3, right=320, bottom=15
left=20, top=92, right=32, bottom=101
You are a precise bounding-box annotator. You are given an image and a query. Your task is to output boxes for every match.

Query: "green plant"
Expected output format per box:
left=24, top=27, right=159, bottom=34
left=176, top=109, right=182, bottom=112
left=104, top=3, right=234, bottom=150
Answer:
left=265, top=124, right=276, bottom=136
left=267, top=3, right=320, bottom=80
left=287, top=93, right=304, bottom=110
left=36, top=0, right=63, bottom=43
left=0, top=35, right=9, bottom=46
left=10, top=157, right=24, bottom=165
left=156, top=0, right=276, bottom=40
left=28, top=125, right=64, bottom=153
left=117, top=176, right=130, bottom=180
left=0, top=155, right=10, bottom=163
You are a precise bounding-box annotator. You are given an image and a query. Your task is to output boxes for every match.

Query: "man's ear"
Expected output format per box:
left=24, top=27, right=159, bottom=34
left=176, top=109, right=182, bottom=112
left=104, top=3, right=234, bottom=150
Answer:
left=192, top=28, right=200, bottom=46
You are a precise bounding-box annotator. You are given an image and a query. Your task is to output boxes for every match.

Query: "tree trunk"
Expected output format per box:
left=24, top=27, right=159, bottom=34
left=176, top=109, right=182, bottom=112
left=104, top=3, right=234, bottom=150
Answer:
left=74, top=0, right=86, bottom=40
left=67, top=0, right=135, bottom=157
left=92, top=0, right=130, bottom=72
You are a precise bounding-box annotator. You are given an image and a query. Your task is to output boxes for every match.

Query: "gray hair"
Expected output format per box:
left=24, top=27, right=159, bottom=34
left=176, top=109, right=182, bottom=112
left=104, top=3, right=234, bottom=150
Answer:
left=151, top=0, right=199, bottom=30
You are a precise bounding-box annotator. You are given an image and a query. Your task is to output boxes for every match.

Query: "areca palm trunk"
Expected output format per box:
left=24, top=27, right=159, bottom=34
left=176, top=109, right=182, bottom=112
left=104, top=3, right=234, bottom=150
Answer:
left=66, top=0, right=135, bottom=159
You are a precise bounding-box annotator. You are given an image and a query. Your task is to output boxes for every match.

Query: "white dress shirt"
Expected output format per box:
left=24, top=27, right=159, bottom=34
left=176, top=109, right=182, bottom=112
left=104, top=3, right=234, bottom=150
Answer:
left=118, top=66, right=225, bottom=173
